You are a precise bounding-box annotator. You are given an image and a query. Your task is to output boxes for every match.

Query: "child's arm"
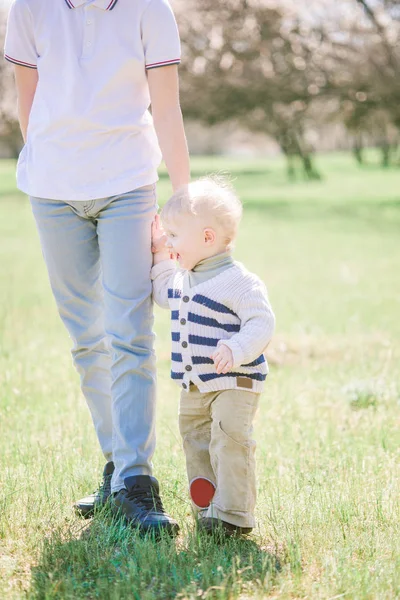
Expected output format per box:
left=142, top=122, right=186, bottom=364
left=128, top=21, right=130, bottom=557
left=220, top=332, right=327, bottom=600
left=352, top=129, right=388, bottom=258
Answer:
left=151, top=261, right=176, bottom=309
left=150, top=215, right=177, bottom=308
left=212, top=280, right=275, bottom=373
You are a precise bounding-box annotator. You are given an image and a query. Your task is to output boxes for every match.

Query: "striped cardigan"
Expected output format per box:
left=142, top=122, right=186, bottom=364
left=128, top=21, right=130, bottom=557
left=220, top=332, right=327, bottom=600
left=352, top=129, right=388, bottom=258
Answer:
left=151, top=259, right=275, bottom=393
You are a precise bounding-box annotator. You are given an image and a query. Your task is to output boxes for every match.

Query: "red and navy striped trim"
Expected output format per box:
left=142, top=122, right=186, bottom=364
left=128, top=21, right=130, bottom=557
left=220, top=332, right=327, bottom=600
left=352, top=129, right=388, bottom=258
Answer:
left=106, top=0, right=119, bottom=9
left=65, top=0, right=119, bottom=9
left=146, top=58, right=180, bottom=70
left=4, top=54, right=37, bottom=69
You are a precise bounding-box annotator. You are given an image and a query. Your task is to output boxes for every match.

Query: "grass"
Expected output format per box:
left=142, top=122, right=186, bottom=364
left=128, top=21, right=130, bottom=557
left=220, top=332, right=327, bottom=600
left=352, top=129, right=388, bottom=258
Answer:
left=0, top=151, right=400, bottom=599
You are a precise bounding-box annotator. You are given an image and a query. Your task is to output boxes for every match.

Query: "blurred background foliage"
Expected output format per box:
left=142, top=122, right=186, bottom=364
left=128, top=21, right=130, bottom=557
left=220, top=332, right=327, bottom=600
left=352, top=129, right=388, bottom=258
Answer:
left=1, top=0, right=399, bottom=178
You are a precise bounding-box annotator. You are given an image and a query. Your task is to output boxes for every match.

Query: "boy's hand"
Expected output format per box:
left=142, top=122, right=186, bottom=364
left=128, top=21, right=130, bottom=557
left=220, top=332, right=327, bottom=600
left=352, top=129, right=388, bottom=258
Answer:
left=212, top=344, right=234, bottom=374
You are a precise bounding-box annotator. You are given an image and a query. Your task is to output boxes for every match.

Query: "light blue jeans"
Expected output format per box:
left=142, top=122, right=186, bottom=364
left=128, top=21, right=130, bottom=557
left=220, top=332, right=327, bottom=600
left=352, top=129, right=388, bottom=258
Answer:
left=30, top=185, right=158, bottom=492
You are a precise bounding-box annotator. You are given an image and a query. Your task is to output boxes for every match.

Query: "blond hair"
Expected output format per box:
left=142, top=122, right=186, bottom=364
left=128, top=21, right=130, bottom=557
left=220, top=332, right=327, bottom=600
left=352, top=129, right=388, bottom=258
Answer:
left=161, top=175, right=243, bottom=249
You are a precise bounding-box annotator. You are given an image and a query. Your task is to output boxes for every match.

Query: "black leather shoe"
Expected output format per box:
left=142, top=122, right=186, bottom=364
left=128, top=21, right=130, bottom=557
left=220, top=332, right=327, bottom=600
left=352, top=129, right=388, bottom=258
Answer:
left=74, top=461, right=114, bottom=518
left=198, top=517, right=252, bottom=537
left=111, top=475, right=179, bottom=536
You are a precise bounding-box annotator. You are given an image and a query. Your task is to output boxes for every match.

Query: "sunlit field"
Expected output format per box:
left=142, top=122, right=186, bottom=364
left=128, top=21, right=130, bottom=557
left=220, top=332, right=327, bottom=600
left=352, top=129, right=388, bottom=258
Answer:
left=1, top=153, right=399, bottom=599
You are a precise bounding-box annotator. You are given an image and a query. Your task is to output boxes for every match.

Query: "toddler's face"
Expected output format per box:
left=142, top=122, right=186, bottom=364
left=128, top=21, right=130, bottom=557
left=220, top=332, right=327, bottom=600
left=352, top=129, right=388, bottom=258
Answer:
left=163, top=215, right=213, bottom=270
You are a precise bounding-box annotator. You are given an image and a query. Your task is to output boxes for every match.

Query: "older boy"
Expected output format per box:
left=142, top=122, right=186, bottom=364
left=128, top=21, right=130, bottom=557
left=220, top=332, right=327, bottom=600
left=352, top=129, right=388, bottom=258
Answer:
left=151, top=178, right=275, bottom=535
left=4, top=0, right=190, bottom=535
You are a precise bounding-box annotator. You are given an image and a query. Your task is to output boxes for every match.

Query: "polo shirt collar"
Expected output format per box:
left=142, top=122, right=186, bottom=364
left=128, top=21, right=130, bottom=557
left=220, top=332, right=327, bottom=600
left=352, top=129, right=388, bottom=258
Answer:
left=64, top=0, right=119, bottom=10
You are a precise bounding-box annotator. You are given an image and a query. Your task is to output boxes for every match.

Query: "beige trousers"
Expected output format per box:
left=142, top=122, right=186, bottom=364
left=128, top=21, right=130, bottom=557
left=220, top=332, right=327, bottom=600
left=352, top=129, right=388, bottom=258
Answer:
left=179, top=385, right=260, bottom=528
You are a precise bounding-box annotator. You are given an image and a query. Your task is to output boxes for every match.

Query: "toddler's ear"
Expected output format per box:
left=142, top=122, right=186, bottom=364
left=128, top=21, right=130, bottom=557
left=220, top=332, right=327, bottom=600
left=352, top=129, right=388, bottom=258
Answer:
left=204, top=228, right=216, bottom=245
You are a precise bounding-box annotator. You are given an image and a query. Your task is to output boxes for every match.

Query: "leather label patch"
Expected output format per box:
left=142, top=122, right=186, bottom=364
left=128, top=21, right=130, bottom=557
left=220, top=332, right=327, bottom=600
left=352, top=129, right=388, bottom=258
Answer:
left=236, top=376, right=253, bottom=390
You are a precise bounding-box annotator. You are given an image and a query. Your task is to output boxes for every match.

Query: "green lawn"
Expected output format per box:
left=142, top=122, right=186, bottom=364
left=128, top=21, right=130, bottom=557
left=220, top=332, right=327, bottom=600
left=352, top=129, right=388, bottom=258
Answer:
left=0, top=153, right=399, bottom=599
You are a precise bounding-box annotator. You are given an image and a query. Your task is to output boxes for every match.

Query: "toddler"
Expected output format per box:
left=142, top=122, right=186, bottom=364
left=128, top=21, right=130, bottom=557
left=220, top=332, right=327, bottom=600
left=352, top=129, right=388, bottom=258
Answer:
left=151, top=177, right=275, bottom=535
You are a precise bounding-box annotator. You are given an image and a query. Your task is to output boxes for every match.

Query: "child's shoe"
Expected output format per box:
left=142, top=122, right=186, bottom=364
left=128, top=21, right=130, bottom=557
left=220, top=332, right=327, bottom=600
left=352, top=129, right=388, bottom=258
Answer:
left=198, top=517, right=252, bottom=537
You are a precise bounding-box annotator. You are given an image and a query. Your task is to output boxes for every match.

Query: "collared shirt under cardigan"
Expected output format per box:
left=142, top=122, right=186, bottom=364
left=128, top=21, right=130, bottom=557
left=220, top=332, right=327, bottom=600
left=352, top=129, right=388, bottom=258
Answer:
left=151, top=254, right=276, bottom=394
left=4, top=0, right=181, bottom=200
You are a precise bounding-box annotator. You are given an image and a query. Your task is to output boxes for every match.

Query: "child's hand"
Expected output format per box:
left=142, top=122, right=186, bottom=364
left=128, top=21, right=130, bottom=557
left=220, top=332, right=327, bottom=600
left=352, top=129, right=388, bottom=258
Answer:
left=212, top=344, right=234, bottom=374
left=151, top=214, right=168, bottom=254
left=151, top=215, right=176, bottom=264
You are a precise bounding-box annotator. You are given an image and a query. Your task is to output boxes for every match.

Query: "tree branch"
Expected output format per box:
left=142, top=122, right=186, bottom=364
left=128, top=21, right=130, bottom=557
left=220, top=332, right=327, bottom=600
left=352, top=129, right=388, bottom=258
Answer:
left=356, top=0, right=399, bottom=74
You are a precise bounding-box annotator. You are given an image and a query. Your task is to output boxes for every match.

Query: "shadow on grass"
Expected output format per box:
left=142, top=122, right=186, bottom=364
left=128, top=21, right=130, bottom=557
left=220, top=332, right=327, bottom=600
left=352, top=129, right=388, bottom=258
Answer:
left=29, top=514, right=279, bottom=599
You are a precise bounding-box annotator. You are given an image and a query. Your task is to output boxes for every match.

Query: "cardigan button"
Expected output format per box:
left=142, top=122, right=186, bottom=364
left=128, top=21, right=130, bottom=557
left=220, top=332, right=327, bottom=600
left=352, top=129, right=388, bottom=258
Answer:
left=182, top=383, right=187, bottom=389
left=183, top=296, right=189, bottom=303
left=185, top=365, right=192, bottom=372
left=180, top=318, right=186, bottom=325
left=182, top=341, right=188, bottom=348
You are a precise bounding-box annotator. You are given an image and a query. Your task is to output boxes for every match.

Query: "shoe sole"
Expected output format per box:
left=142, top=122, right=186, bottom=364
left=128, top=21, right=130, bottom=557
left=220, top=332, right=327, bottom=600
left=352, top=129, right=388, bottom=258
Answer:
left=74, top=500, right=110, bottom=519
left=140, top=523, right=180, bottom=539
left=197, top=520, right=252, bottom=537
left=74, top=504, right=96, bottom=519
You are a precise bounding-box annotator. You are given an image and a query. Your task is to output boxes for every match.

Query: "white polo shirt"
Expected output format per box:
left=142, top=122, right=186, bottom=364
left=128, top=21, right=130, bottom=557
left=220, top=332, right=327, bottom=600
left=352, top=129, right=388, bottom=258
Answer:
left=4, top=0, right=181, bottom=200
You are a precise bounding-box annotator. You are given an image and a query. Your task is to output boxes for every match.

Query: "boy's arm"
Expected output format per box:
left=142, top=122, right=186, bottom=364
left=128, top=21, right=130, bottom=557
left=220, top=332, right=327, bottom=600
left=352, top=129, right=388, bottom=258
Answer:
left=14, top=65, right=38, bottom=142
left=213, top=281, right=275, bottom=371
left=150, top=260, right=177, bottom=309
left=147, top=65, right=190, bottom=193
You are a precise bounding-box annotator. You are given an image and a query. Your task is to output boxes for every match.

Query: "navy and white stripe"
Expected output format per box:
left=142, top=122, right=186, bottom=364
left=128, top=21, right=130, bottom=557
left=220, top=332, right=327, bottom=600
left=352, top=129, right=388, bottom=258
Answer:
left=199, top=372, right=267, bottom=383
left=151, top=259, right=275, bottom=394
left=243, top=355, right=266, bottom=367
left=170, top=290, right=269, bottom=388
left=192, top=294, right=238, bottom=317
left=169, top=286, right=269, bottom=391
left=168, top=288, right=182, bottom=299
left=171, top=371, right=184, bottom=380
left=191, top=355, right=265, bottom=367
left=188, top=335, right=220, bottom=347
left=188, top=312, right=240, bottom=333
